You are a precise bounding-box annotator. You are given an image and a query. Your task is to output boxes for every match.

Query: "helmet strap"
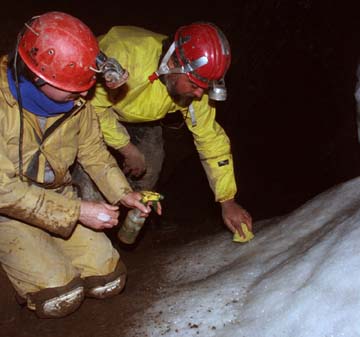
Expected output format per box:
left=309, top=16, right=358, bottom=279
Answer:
left=13, top=32, right=25, bottom=181
left=149, top=42, right=208, bottom=83
left=149, top=42, right=176, bottom=82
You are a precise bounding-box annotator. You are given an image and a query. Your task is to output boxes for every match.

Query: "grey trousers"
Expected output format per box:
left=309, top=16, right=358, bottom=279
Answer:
left=72, top=123, right=165, bottom=200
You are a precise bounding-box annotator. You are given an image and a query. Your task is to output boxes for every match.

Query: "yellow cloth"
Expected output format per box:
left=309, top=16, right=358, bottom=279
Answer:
left=233, top=223, right=254, bottom=243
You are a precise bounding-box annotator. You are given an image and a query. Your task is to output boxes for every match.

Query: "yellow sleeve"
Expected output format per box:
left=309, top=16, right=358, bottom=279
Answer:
left=95, top=107, right=130, bottom=150
left=77, top=104, right=132, bottom=204
left=184, top=99, right=237, bottom=202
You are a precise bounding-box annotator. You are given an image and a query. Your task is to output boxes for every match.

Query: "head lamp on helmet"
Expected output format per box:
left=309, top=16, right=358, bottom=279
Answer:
left=17, top=11, right=100, bottom=92
left=149, top=22, right=231, bottom=101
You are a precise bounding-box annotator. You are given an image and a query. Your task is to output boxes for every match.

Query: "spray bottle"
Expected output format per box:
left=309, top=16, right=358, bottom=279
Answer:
left=117, top=191, right=164, bottom=244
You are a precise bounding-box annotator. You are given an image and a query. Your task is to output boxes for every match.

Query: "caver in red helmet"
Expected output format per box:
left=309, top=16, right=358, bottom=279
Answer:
left=174, top=22, right=231, bottom=89
left=18, top=11, right=99, bottom=92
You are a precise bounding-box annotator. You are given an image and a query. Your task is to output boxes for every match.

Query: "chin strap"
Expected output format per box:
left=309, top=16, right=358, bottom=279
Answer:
left=148, top=42, right=208, bottom=83
left=189, top=104, right=197, bottom=127
left=149, top=42, right=176, bottom=83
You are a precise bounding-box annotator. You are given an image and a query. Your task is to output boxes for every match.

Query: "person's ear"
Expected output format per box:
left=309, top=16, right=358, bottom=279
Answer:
left=167, top=56, right=175, bottom=69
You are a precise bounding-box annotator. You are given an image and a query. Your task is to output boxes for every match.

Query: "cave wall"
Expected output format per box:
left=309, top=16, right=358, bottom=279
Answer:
left=2, top=0, right=360, bottom=221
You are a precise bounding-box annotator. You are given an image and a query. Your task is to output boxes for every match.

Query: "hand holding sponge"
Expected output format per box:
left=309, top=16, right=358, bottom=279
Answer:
left=233, top=223, right=254, bottom=243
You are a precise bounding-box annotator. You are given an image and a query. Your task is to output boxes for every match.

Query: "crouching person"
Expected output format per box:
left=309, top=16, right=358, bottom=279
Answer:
left=0, top=12, right=152, bottom=318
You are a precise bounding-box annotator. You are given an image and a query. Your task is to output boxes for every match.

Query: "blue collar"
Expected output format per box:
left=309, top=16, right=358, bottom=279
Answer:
left=7, top=69, right=74, bottom=117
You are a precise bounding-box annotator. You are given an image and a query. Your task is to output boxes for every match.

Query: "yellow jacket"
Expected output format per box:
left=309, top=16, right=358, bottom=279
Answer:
left=91, top=26, right=236, bottom=202
left=0, top=56, right=131, bottom=237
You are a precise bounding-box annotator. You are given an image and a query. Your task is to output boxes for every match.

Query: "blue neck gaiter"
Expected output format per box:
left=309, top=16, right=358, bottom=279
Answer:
left=7, top=68, right=74, bottom=117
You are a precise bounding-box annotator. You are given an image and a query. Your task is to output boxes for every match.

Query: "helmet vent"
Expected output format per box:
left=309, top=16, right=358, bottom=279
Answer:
left=30, top=47, right=38, bottom=56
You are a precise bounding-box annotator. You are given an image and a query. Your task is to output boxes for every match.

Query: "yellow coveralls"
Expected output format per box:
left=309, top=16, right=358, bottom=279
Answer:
left=0, top=56, right=131, bottom=302
left=91, top=26, right=237, bottom=202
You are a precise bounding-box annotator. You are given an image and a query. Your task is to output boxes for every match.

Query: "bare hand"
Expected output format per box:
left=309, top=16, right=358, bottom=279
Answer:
left=221, top=199, right=252, bottom=236
left=148, top=200, right=162, bottom=216
left=119, top=143, right=146, bottom=178
left=119, top=191, right=151, bottom=217
left=79, top=200, right=120, bottom=230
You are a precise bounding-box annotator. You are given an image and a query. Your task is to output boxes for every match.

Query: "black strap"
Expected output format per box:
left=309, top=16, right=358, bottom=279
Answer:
left=25, top=106, right=79, bottom=181
left=42, top=106, right=78, bottom=141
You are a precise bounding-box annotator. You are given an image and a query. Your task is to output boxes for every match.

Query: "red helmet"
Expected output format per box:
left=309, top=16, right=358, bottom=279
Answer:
left=174, top=22, right=231, bottom=89
left=18, top=11, right=99, bottom=92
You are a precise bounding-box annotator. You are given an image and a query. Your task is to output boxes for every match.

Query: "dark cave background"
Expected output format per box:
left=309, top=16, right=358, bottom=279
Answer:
left=3, top=0, right=360, bottom=224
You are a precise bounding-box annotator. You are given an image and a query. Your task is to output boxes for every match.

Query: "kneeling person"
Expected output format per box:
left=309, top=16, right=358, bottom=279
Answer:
left=0, top=12, right=152, bottom=318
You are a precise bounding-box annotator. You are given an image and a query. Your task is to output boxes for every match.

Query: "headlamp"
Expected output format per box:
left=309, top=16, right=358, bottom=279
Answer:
left=208, top=79, right=227, bottom=101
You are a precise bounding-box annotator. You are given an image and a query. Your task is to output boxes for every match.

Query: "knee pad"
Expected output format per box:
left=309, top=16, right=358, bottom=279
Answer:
left=85, top=260, right=127, bottom=299
left=26, top=277, right=84, bottom=318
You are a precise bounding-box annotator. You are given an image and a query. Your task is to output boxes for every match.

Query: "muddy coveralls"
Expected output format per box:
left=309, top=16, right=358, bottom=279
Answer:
left=90, top=26, right=237, bottom=203
left=0, top=56, right=132, bottom=318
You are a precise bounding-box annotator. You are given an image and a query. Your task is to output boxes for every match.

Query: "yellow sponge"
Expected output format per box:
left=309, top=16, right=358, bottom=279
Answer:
left=233, top=223, right=254, bottom=243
